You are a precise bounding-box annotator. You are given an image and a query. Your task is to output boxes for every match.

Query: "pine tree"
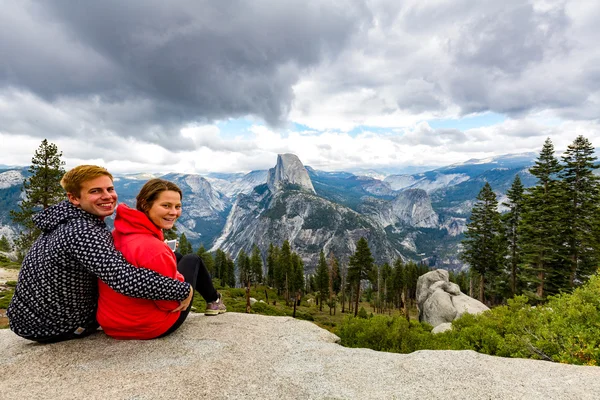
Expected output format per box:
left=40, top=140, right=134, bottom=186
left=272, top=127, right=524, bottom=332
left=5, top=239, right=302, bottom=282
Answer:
left=315, top=250, right=329, bottom=311
left=237, top=249, right=251, bottom=287
left=327, top=253, right=340, bottom=315
left=214, top=249, right=226, bottom=281
left=290, top=252, right=304, bottom=295
left=196, top=245, right=215, bottom=275
left=10, top=139, right=65, bottom=257
left=266, top=243, right=279, bottom=288
left=391, top=259, right=406, bottom=310
left=559, top=135, right=600, bottom=287
left=0, top=235, right=11, bottom=252
left=279, top=240, right=293, bottom=302
left=163, top=227, right=178, bottom=241
left=348, top=237, right=374, bottom=317
left=178, top=233, right=193, bottom=255
left=404, top=261, right=419, bottom=305
left=226, top=257, right=236, bottom=287
left=380, top=262, right=392, bottom=311
left=520, top=138, right=564, bottom=299
left=250, top=245, right=263, bottom=286
left=501, top=174, right=525, bottom=297
left=460, top=182, right=504, bottom=303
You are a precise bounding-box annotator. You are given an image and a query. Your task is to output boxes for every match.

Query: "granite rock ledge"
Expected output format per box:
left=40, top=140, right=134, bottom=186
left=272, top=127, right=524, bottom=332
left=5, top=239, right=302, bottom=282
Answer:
left=2, top=312, right=599, bottom=399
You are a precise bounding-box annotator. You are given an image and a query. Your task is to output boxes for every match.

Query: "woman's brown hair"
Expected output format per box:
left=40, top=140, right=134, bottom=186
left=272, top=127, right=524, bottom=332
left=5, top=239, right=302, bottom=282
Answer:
left=136, top=179, right=183, bottom=213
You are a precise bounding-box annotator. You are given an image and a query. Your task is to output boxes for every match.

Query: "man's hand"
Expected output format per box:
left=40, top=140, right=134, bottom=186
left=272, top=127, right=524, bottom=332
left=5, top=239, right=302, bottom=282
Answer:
left=172, top=285, right=194, bottom=312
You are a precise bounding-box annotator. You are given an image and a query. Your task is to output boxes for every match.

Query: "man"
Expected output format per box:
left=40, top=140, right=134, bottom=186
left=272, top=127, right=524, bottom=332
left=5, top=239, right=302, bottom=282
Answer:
left=7, top=165, right=194, bottom=343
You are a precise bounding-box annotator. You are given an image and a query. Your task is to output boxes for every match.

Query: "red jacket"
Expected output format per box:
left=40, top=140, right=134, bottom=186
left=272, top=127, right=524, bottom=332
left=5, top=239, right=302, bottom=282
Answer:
left=97, top=204, right=183, bottom=339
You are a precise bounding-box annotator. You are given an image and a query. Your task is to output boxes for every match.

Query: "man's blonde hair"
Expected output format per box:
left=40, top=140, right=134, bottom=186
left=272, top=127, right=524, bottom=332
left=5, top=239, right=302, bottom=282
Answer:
left=60, top=165, right=113, bottom=197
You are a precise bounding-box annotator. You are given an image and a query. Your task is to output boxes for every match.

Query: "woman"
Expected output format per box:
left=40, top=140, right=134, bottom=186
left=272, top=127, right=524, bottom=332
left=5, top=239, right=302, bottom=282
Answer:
left=97, top=178, right=226, bottom=340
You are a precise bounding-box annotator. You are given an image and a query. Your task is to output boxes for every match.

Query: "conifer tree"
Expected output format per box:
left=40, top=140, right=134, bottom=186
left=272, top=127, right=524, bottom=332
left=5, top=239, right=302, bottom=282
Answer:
left=348, top=237, right=374, bottom=317
left=226, top=257, right=236, bottom=287
left=502, top=174, right=525, bottom=297
left=380, top=262, right=393, bottom=311
left=279, top=240, right=293, bottom=301
left=329, top=253, right=341, bottom=293
left=520, top=138, right=564, bottom=299
left=196, top=245, right=215, bottom=275
left=391, top=259, right=406, bottom=310
left=316, top=250, right=329, bottom=311
left=237, top=249, right=251, bottom=287
left=163, top=227, right=178, bottom=241
left=178, top=233, right=193, bottom=255
left=10, top=139, right=66, bottom=257
left=266, top=243, right=279, bottom=288
left=290, top=252, right=305, bottom=305
left=327, top=253, right=340, bottom=315
left=213, top=249, right=226, bottom=280
left=559, top=135, right=600, bottom=287
left=0, top=235, right=11, bottom=252
left=460, top=182, right=504, bottom=303
left=250, top=245, right=263, bottom=285
left=404, top=261, right=418, bottom=305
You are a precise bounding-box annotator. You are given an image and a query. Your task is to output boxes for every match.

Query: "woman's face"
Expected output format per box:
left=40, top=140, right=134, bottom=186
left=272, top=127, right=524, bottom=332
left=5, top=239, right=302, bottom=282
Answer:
left=147, top=190, right=182, bottom=230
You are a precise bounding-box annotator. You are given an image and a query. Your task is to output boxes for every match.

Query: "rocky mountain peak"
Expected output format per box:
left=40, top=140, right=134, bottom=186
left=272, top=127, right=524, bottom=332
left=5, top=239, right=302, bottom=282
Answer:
left=267, top=153, right=315, bottom=194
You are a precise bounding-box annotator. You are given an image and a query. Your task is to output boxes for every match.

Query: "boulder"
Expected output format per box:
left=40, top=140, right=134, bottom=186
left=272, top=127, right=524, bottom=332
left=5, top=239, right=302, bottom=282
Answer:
left=417, top=269, right=489, bottom=329
left=2, top=313, right=600, bottom=399
left=431, top=322, right=453, bottom=334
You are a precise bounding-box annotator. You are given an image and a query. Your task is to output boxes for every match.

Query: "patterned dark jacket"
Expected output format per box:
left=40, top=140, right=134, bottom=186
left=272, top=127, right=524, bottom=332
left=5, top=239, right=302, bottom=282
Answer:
left=7, top=200, right=190, bottom=340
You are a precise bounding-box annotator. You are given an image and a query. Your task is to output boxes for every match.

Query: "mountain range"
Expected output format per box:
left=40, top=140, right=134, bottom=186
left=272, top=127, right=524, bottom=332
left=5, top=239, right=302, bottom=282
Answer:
left=0, top=152, right=539, bottom=272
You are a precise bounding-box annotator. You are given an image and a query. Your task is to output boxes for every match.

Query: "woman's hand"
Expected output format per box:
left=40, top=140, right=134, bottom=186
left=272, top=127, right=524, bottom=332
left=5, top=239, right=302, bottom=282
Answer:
left=172, top=285, right=194, bottom=312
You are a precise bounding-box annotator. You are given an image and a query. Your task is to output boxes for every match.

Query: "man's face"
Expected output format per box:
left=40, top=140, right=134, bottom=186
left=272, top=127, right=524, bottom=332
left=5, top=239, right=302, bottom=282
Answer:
left=67, top=175, right=118, bottom=218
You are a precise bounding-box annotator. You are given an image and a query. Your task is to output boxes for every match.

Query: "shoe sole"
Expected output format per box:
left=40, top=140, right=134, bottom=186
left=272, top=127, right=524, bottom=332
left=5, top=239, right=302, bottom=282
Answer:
left=204, top=309, right=227, bottom=316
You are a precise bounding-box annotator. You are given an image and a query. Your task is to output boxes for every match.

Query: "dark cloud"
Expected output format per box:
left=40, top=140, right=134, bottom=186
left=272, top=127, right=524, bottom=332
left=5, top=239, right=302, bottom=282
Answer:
left=1, top=0, right=371, bottom=147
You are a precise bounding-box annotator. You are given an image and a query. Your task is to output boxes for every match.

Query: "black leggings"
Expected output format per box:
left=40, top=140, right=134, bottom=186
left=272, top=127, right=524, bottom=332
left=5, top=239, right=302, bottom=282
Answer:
left=157, top=253, right=218, bottom=338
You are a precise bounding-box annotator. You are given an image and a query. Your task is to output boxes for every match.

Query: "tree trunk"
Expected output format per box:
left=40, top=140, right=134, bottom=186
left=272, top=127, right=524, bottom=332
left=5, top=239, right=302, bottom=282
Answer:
left=354, top=281, right=360, bottom=317
left=479, top=274, right=485, bottom=303
left=536, top=266, right=545, bottom=299
left=469, top=277, right=473, bottom=298
left=569, top=253, right=577, bottom=288
left=245, top=280, right=251, bottom=313
left=293, top=294, right=297, bottom=318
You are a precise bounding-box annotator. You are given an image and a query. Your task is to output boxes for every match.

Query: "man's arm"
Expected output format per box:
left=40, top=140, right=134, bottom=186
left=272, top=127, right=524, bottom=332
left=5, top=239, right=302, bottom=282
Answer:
left=70, top=223, right=191, bottom=301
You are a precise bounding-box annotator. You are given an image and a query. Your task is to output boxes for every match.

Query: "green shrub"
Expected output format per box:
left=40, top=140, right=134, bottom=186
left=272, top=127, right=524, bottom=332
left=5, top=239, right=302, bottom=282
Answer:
left=250, top=301, right=287, bottom=317
left=0, top=288, right=15, bottom=309
left=337, top=315, right=439, bottom=353
left=357, top=306, right=368, bottom=319
left=336, top=273, right=600, bottom=365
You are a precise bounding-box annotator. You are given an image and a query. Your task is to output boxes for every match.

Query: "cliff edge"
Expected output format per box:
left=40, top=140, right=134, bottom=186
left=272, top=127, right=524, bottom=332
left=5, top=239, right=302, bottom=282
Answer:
left=2, top=312, right=599, bottom=399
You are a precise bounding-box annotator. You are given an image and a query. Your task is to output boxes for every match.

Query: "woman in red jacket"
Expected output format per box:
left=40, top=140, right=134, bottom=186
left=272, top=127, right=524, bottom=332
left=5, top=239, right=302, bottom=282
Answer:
left=97, top=178, right=226, bottom=340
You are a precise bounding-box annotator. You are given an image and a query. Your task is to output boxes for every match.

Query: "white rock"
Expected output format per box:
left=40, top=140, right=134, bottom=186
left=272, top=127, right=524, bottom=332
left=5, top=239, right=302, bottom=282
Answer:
left=417, top=269, right=489, bottom=329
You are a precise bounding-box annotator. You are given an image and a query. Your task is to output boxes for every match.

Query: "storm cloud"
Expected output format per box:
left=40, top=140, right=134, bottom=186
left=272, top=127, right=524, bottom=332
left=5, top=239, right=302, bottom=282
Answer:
left=1, top=0, right=599, bottom=173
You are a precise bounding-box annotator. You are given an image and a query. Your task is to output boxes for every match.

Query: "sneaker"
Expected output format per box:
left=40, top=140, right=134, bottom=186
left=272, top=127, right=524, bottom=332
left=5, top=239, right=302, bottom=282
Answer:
left=205, top=293, right=227, bottom=316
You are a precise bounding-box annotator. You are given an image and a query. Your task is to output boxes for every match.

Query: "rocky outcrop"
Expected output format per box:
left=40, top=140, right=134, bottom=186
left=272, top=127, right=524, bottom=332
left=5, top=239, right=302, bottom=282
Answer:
left=364, top=189, right=439, bottom=229
left=2, top=313, right=600, bottom=399
left=0, top=169, right=23, bottom=189
left=267, top=153, right=315, bottom=194
left=211, top=185, right=399, bottom=267
left=417, top=269, right=489, bottom=331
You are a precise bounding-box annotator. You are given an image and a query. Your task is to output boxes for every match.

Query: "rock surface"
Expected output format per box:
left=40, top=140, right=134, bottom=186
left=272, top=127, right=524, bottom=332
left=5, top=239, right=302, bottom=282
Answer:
left=267, top=153, right=316, bottom=194
left=2, top=312, right=600, bottom=399
left=417, top=270, right=489, bottom=330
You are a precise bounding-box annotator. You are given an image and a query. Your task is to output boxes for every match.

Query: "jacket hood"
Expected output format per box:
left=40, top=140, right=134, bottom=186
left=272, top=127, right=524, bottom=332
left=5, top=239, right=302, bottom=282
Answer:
left=33, top=200, right=105, bottom=232
left=114, top=204, right=164, bottom=241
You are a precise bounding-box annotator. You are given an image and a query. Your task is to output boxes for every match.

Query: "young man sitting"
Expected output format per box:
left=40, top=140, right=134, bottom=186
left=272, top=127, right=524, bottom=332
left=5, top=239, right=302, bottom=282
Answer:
left=7, top=165, right=194, bottom=343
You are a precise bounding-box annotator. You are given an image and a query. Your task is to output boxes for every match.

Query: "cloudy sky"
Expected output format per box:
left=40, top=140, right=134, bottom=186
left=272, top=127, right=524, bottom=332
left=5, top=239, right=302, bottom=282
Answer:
left=1, top=0, right=599, bottom=175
